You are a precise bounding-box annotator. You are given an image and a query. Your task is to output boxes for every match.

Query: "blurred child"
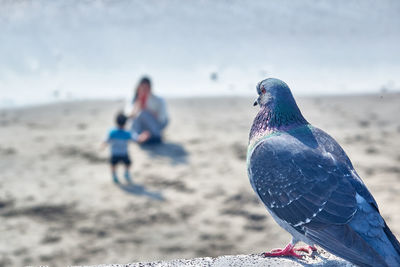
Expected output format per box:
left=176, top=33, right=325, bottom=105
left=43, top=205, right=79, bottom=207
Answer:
left=102, top=112, right=134, bottom=184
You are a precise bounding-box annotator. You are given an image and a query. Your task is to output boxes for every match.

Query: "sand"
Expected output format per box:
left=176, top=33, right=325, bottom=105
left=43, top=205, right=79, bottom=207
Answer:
left=0, top=93, right=399, bottom=266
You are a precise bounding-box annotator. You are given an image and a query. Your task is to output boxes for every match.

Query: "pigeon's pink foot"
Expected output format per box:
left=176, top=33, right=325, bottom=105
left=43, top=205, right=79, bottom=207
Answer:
left=294, top=245, right=317, bottom=254
left=263, top=243, right=303, bottom=259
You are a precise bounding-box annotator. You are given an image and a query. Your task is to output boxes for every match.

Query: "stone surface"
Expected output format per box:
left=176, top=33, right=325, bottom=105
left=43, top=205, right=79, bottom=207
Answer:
left=81, top=252, right=355, bottom=267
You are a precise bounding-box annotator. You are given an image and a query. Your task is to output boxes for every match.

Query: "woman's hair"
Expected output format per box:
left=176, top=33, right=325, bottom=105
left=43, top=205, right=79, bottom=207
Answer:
left=133, top=76, right=152, bottom=102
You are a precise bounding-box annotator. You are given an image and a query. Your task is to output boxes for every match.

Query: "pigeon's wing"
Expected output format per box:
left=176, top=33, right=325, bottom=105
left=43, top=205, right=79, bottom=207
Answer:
left=312, top=127, right=400, bottom=265
left=248, top=135, right=388, bottom=266
left=248, top=135, right=357, bottom=227
left=311, top=127, right=379, bottom=209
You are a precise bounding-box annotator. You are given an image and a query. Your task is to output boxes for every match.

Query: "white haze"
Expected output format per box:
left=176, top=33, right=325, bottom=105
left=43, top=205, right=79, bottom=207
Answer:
left=1, top=0, right=400, bottom=107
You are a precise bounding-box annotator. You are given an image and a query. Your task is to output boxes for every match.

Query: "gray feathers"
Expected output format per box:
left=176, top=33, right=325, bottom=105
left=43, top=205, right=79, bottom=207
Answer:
left=249, top=126, right=357, bottom=228
left=247, top=78, right=400, bottom=267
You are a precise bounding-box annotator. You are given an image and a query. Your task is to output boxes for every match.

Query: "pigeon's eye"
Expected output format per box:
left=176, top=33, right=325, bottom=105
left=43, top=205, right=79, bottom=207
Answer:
left=261, top=88, right=266, bottom=94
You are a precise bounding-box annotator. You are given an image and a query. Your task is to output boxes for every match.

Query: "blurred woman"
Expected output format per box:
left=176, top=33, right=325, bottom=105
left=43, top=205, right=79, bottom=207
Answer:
left=129, top=77, right=168, bottom=144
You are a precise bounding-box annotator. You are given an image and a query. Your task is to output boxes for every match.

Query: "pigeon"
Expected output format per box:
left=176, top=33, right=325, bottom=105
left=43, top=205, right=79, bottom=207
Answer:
left=246, top=78, right=400, bottom=267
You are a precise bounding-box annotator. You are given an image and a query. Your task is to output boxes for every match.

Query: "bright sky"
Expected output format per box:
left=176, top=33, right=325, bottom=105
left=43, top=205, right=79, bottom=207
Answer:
left=1, top=0, right=400, bottom=106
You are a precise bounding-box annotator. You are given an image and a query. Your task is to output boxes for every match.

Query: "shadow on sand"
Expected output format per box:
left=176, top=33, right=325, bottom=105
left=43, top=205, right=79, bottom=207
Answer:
left=118, top=182, right=165, bottom=201
left=140, top=141, right=188, bottom=165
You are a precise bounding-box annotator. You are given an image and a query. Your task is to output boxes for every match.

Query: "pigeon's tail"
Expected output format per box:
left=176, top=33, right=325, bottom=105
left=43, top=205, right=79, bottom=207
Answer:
left=306, top=223, right=388, bottom=267
left=348, top=195, right=400, bottom=267
left=349, top=220, right=400, bottom=267
left=349, top=199, right=400, bottom=262
left=302, top=194, right=400, bottom=267
left=383, top=221, right=400, bottom=257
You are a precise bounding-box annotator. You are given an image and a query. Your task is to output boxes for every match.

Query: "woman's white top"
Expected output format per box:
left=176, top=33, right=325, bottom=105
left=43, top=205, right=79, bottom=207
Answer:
left=145, top=94, right=168, bottom=125
left=126, top=94, right=168, bottom=125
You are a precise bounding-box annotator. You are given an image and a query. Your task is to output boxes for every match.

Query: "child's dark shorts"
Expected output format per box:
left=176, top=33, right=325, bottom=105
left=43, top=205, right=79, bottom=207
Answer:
left=110, top=155, right=131, bottom=166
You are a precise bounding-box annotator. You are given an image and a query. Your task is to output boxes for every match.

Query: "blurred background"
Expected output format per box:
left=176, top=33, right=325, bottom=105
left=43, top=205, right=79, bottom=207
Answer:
left=0, top=1, right=400, bottom=266
left=1, top=0, right=400, bottom=106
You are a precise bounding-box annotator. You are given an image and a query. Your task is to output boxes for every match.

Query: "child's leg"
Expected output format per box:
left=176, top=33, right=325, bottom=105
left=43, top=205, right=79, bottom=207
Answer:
left=111, top=164, right=119, bottom=184
left=124, top=165, right=132, bottom=182
left=123, top=157, right=133, bottom=183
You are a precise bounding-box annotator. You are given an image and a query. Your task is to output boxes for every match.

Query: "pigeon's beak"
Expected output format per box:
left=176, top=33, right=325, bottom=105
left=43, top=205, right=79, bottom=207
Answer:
left=253, top=97, right=258, bottom=106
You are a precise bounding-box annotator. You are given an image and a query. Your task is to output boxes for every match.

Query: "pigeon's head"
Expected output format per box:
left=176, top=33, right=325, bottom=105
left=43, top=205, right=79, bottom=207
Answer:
left=253, top=78, right=294, bottom=108
left=250, top=78, right=307, bottom=134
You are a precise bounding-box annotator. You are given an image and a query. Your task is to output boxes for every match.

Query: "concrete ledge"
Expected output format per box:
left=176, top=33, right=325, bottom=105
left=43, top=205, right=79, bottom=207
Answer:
left=86, top=251, right=355, bottom=267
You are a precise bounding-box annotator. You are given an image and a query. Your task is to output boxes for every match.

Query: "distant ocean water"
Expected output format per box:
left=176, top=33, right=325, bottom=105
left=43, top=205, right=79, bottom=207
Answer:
left=1, top=0, right=400, bottom=108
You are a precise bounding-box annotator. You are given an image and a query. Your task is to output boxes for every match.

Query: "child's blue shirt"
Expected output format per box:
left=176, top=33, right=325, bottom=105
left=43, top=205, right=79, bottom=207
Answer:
left=106, top=128, right=132, bottom=156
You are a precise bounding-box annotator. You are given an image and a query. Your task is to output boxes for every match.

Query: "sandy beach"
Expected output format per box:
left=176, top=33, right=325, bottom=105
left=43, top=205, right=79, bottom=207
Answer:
left=0, top=93, right=400, bottom=267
